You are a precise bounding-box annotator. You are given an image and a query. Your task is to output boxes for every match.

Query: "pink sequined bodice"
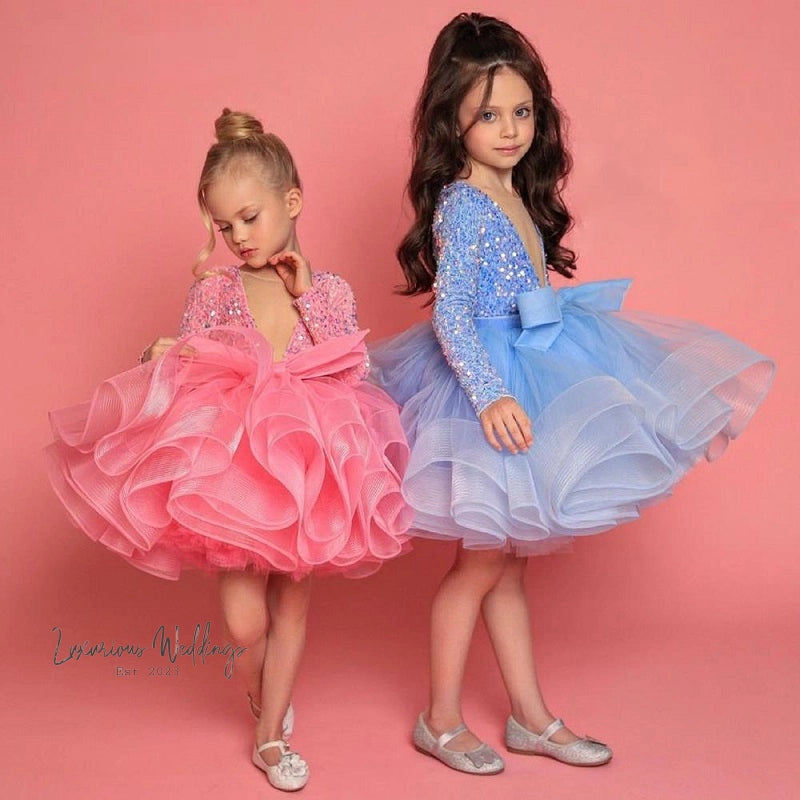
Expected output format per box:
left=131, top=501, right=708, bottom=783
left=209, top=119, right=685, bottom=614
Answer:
left=178, top=267, right=367, bottom=383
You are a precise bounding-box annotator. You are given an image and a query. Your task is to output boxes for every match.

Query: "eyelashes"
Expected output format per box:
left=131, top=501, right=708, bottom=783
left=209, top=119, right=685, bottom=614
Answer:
left=478, top=107, right=533, bottom=123
left=217, top=212, right=259, bottom=234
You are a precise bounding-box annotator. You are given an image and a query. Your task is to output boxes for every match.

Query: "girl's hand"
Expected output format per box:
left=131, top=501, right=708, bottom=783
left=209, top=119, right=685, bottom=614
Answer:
left=479, top=396, right=534, bottom=453
left=269, top=250, right=313, bottom=297
left=139, top=337, right=195, bottom=364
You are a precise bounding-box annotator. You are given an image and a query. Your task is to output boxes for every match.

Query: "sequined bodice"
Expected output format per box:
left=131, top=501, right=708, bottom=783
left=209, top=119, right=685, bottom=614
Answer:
left=177, top=267, right=367, bottom=384
left=431, top=181, right=548, bottom=412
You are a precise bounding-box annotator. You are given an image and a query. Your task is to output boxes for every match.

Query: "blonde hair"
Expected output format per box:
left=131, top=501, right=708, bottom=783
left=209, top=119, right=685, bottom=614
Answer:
left=195, top=108, right=302, bottom=273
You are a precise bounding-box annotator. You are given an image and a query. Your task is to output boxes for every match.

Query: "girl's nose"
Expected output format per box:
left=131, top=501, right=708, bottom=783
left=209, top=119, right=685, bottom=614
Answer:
left=500, top=116, right=517, bottom=138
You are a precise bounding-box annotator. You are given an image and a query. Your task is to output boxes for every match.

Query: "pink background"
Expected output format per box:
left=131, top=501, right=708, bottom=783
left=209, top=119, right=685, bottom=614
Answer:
left=2, top=1, right=797, bottom=798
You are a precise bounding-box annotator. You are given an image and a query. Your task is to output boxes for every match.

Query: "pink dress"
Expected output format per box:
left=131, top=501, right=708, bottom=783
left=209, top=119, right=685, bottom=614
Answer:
left=46, top=268, right=412, bottom=580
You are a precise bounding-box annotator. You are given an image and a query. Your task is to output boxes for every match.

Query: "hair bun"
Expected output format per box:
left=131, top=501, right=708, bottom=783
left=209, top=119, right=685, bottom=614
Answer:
left=214, top=108, right=265, bottom=143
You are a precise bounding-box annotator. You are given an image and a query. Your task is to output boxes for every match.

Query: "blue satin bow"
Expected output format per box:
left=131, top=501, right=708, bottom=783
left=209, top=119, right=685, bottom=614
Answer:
left=514, top=279, right=632, bottom=351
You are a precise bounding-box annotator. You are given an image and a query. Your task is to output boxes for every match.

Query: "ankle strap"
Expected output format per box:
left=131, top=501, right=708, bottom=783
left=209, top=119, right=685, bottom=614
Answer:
left=436, top=723, right=468, bottom=750
left=539, top=718, right=565, bottom=743
left=257, top=740, right=288, bottom=755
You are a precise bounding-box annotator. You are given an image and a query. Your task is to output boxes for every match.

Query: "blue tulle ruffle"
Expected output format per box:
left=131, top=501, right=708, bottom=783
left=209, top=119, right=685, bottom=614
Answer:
left=370, top=281, right=774, bottom=553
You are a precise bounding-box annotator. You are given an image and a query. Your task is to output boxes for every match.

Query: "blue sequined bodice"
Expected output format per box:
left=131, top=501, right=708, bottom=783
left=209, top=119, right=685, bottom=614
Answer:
left=432, top=181, right=548, bottom=413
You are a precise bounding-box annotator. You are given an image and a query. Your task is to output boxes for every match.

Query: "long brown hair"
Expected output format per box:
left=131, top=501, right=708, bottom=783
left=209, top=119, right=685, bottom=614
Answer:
left=398, top=13, right=576, bottom=296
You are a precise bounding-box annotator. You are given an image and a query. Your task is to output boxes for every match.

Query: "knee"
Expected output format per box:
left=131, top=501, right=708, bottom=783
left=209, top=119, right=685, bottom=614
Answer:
left=492, top=554, right=528, bottom=594
left=217, top=571, right=268, bottom=647
left=453, top=548, right=507, bottom=588
left=222, top=606, right=267, bottom=649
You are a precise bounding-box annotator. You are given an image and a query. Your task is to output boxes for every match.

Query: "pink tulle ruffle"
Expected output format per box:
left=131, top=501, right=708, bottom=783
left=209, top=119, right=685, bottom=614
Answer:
left=47, top=328, right=412, bottom=580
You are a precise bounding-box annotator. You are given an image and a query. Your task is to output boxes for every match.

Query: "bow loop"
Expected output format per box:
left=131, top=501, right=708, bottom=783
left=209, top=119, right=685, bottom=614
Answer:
left=559, top=278, right=631, bottom=311
left=514, top=280, right=631, bottom=351
left=515, top=287, right=563, bottom=350
left=283, top=330, right=368, bottom=378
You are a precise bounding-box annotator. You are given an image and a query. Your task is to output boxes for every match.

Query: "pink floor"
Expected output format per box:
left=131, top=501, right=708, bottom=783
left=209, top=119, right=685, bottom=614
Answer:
left=2, top=1, right=797, bottom=797
left=4, top=537, right=798, bottom=800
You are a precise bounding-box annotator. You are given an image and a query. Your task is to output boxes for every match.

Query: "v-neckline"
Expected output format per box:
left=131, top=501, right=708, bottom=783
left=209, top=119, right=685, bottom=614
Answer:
left=233, top=266, right=303, bottom=361
left=453, top=180, right=549, bottom=289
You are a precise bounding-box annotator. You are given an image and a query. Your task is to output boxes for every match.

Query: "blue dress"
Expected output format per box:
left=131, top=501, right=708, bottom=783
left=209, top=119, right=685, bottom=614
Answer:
left=371, top=181, right=775, bottom=553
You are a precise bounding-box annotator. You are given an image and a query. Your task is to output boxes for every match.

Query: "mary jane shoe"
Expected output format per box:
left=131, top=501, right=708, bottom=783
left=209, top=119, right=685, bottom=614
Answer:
left=252, top=739, right=309, bottom=792
left=413, top=714, right=504, bottom=775
left=505, top=716, right=612, bottom=766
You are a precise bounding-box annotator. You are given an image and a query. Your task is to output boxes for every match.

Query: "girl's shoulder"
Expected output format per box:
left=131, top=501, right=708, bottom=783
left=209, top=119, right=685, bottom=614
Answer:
left=434, top=181, right=491, bottom=231
left=191, top=265, right=241, bottom=286
left=310, top=270, right=352, bottom=292
left=179, top=267, right=245, bottom=334
left=439, top=180, right=495, bottom=203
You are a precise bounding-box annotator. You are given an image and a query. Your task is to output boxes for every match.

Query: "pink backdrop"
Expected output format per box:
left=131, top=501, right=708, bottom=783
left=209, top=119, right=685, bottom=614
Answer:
left=2, top=1, right=797, bottom=798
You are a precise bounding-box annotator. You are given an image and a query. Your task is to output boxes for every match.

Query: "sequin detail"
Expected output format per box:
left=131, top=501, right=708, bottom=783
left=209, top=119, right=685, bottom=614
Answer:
left=432, top=182, right=548, bottom=412
left=178, top=267, right=367, bottom=384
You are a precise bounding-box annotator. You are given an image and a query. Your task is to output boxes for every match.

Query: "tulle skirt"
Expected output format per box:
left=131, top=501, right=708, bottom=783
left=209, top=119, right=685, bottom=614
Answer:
left=370, top=280, right=774, bottom=553
left=47, top=328, right=412, bottom=580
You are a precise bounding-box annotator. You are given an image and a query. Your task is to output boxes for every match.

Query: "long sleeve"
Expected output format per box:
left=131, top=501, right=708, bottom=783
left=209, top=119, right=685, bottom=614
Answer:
left=178, top=269, right=247, bottom=337
left=178, top=279, right=208, bottom=337
left=293, top=272, right=368, bottom=384
left=431, top=190, right=513, bottom=415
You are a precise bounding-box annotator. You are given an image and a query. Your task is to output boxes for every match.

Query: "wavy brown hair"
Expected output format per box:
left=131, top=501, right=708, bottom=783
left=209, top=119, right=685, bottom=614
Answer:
left=398, top=12, right=576, bottom=296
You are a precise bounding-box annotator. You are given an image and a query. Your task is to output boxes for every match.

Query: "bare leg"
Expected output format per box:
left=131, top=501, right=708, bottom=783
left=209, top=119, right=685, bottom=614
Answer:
left=426, top=546, right=506, bottom=751
left=218, top=570, right=268, bottom=707
left=481, top=553, right=576, bottom=744
left=254, top=573, right=311, bottom=765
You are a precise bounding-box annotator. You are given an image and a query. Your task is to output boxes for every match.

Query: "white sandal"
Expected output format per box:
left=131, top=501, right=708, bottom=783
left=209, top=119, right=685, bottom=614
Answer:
left=252, top=739, right=309, bottom=792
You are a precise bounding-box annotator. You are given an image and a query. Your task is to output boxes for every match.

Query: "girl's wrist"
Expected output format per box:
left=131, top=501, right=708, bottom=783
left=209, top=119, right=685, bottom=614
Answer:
left=293, top=286, right=318, bottom=309
left=296, top=269, right=313, bottom=296
left=292, top=274, right=316, bottom=298
left=292, top=284, right=313, bottom=298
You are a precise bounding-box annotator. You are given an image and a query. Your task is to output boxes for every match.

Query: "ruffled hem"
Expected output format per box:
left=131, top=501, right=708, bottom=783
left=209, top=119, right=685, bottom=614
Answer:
left=370, top=281, right=774, bottom=551
left=47, top=327, right=412, bottom=580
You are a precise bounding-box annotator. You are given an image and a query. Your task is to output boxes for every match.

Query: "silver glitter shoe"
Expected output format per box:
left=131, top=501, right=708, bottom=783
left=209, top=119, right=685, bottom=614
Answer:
left=505, top=716, right=612, bottom=766
left=413, top=714, right=505, bottom=775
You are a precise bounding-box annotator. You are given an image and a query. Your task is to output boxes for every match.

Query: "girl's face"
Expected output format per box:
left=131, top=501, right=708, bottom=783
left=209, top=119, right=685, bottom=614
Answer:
left=205, top=168, right=302, bottom=268
left=457, top=66, right=535, bottom=179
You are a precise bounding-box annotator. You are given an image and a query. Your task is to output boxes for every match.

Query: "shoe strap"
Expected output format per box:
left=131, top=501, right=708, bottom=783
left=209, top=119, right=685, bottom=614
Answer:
left=436, top=723, right=468, bottom=750
left=257, top=740, right=288, bottom=755
left=539, top=718, right=565, bottom=743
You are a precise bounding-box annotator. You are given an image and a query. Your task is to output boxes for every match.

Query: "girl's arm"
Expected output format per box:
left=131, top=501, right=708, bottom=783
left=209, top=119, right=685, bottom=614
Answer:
left=140, top=274, right=225, bottom=363
left=431, top=193, right=512, bottom=414
left=432, top=191, right=532, bottom=452
left=293, top=271, right=368, bottom=384
left=178, top=271, right=231, bottom=337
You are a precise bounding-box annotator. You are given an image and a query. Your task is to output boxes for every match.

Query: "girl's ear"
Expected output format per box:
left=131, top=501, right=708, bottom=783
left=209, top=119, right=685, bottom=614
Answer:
left=285, top=187, right=303, bottom=219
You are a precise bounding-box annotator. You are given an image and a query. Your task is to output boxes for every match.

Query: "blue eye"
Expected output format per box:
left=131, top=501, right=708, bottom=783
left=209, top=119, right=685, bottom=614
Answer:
left=515, top=107, right=532, bottom=118
left=481, top=111, right=496, bottom=122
